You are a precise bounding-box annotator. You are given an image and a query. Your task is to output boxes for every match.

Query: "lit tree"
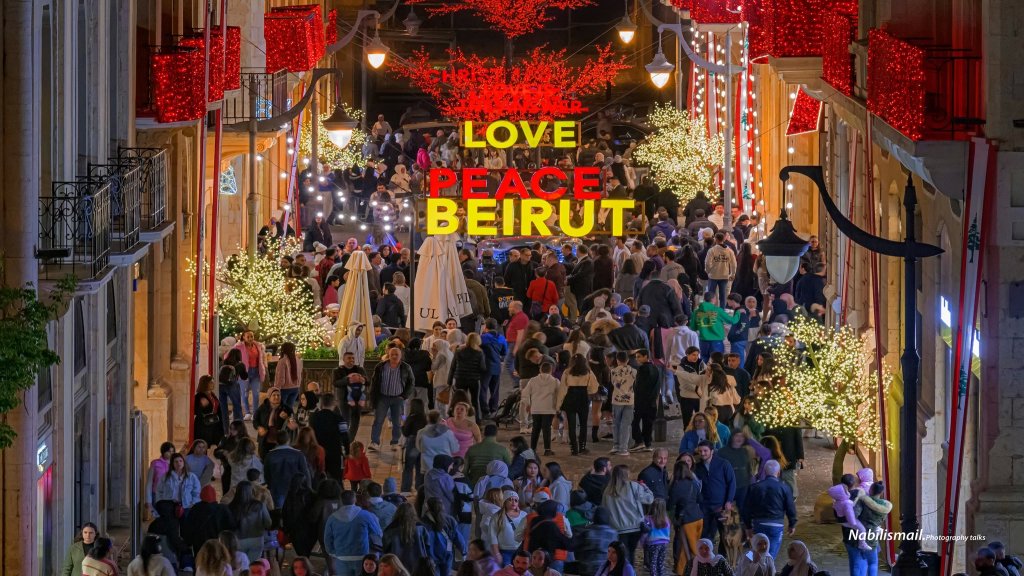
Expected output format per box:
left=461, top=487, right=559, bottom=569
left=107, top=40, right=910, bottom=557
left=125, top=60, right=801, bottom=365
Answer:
left=406, top=0, right=593, bottom=39
left=298, top=105, right=369, bottom=170
left=754, top=316, right=889, bottom=483
left=633, top=104, right=726, bottom=204
left=389, top=46, right=627, bottom=122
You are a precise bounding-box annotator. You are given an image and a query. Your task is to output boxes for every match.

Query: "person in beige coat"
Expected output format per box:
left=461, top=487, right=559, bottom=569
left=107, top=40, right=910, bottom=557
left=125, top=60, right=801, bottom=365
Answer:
left=520, top=360, right=560, bottom=456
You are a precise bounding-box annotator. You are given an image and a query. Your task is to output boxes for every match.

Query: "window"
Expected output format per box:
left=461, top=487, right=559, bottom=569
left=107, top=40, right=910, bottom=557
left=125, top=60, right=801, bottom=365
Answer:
left=74, top=299, right=87, bottom=375
left=106, top=284, right=117, bottom=343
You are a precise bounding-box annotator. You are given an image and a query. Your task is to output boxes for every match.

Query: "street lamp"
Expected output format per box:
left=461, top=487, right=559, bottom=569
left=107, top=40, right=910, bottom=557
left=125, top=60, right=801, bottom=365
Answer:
left=646, top=36, right=674, bottom=88
left=365, top=31, right=389, bottom=69
left=403, top=7, right=422, bottom=36
left=759, top=165, right=942, bottom=576
left=322, top=104, right=359, bottom=149
left=616, top=0, right=637, bottom=44
left=755, top=207, right=808, bottom=283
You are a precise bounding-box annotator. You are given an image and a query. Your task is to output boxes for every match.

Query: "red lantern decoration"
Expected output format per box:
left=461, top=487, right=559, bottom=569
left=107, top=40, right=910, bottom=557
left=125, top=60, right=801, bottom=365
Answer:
left=743, top=0, right=773, bottom=62
left=407, top=0, right=593, bottom=39
left=326, top=9, right=338, bottom=45
left=178, top=31, right=225, bottom=102
left=821, top=13, right=855, bottom=96
left=868, top=29, right=925, bottom=140
left=265, top=6, right=324, bottom=73
left=225, top=26, right=241, bottom=91
left=787, top=89, right=822, bottom=136
left=151, top=47, right=206, bottom=123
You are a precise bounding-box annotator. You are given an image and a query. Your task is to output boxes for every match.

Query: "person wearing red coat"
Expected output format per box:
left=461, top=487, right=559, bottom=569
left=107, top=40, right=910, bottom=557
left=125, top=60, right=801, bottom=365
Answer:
left=526, top=269, right=559, bottom=318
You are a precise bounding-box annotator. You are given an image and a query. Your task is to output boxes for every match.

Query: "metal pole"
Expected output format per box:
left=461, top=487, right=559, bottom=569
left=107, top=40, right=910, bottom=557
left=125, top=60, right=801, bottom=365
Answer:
left=311, top=90, right=319, bottom=199
left=130, top=410, right=141, bottom=558
left=722, top=28, right=734, bottom=232
left=247, top=85, right=258, bottom=256
left=409, top=195, right=417, bottom=331
left=208, top=0, right=226, bottom=373
left=894, top=177, right=926, bottom=576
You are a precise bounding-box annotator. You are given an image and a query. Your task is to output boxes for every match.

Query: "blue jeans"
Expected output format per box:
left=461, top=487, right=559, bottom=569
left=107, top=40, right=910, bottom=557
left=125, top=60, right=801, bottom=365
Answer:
left=280, top=387, right=299, bottom=410
left=707, top=278, right=729, bottom=306
left=371, top=396, right=404, bottom=445
left=330, top=558, right=364, bottom=576
left=729, top=339, right=747, bottom=367
left=505, top=348, right=518, bottom=386
left=218, top=384, right=243, bottom=428
left=244, top=368, right=262, bottom=414
left=752, top=521, right=785, bottom=559
left=480, top=372, right=502, bottom=414
left=612, top=405, right=634, bottom=452
left=699, top=340, right=724, bottom=362
left=845, top=542, right=879, bottom=576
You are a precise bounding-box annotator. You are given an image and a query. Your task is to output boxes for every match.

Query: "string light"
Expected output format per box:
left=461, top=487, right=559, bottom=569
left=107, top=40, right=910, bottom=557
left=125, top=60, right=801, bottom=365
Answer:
left=298, top=108, right=369, bottom=170
left=787, top=88, right=823, bottom=135
left=224, top=27, right=241, bottom=91
left=868, top=29, right=926, bottom=140
left=178, top=32, right=225, bottom=102
left=265, top=6, right=325, bottom=73
left=151, top=47, right=205, bottom=123
left=633, top=104, right=726, bottom=204
left=326, top=9, right=339, bottom=45
left=407, top=0, right=593, bottom=39
left=822, top=12, right=856, bottom=95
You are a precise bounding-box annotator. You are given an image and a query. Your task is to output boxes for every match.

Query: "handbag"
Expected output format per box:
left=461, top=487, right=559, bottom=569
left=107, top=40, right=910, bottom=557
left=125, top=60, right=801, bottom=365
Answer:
left=437, top=385, right=452, bottom=405
left=200, top=412, right=220, bottom=427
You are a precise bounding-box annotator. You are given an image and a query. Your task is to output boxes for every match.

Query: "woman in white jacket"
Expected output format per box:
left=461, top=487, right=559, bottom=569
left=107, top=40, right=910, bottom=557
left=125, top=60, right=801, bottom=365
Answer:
left=601, top=463, right=654, bottom=564
left=430, top=339, right=454, bottom=418
left=488, top=490, right=528, bottom=566
left=520, top=361, right=560, bottom=456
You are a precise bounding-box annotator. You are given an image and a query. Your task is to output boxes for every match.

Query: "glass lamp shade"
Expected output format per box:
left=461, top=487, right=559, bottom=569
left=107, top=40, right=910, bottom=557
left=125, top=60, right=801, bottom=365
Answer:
left=755, top=208, right=809, bottom=284
left=616, top=16, right=637, bottom=43
left=764, top=255, right=802, bottom=284
left=646, top=51, right=675, bottom=88
left=323, top=105, right=359, bottom=149
left=403, top=9, right=422, bottom=35
left=366, top=35, right=388, bottom=69
left=326, top=129, right=353, bottom=149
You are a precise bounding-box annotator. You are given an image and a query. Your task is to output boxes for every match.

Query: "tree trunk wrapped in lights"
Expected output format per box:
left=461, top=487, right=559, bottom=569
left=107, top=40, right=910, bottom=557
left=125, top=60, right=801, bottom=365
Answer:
left=753, top=316, right=889, bottom=483
left=633, top=104, right=726, bottom=204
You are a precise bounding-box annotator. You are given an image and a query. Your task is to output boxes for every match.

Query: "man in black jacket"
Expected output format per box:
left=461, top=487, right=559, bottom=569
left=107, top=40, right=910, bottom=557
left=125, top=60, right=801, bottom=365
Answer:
left=310, top=393, right=350, bottom=481
left=368, top=347, right=415, bottom=451
left=637, top=448, right=670, bottom=500
left=630, top=350, right=661, bottom=451
left=682, top=190, right=714, bottom=226
left=609, top=313, right=649, bottom=353
left=741, top=459, right=797, bottom=559
left=503, top=249, right=534, bottom=304
left=637, top=278, right=684, bottom=359
left=579, top=458, right=611, bottom=506
left=375, top=283, right=406, bottom=328
left=566, top=247, right=594, bottom=322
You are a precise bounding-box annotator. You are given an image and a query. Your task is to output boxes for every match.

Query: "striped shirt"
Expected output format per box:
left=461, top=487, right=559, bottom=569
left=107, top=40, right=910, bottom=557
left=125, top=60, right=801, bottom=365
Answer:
left=379, top=362, right=404, bottom=397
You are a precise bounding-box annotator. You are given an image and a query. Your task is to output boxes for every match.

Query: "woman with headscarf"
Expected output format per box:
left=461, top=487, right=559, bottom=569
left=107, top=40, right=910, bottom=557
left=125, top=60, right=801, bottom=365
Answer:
left=682, top=538, right=732, bottom=576
left=390, top=164, right=412, bottom=194
left=736, top=533, right=776, bottom=576
left=779, top=541, right=816, bottom=576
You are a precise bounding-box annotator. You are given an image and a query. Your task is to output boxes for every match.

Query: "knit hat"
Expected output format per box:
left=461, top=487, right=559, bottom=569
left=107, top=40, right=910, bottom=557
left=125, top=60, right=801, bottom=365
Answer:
left=533, top=487, right=552, bottom=503
left=200, top=485, right=218, bottom=504
left=313, top=242, right=327, bottom=254
left=383, top=477, right=398, bottom=495
left=503, top=490, right=520, bottom=502
left=638, top=305, right=651, bottom=315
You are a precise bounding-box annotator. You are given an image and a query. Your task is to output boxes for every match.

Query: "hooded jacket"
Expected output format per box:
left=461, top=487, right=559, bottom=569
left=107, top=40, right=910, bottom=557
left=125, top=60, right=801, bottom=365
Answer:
left=602, top=480, right=654, bottom=533
left=637, top=279, right=684, bottom=328
left=337, top=323, right=367, bottom=366
left=690, top=302, right=739, bottom=342
left=473, top=460, right=512, bottom=500
left=323, top=504, right=383, bottom=560
left=827, top=484, right=866, bottom=532
left=466, top=443, right=512, bottom=486
left=423, top=455, right=456, bottom=516
left=416, top=423, right=459, bottom=472
left=481, top=332, right=508, bottom=376
left=579, top=472, right=610, bottom=506
left=855, top=468, right=875, bottom=496
left=704, top=244, right=737, bottom=280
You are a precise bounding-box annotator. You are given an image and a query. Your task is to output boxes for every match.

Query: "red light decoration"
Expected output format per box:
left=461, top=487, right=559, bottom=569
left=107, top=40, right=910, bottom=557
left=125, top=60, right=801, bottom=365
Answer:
left=179, top=31, right=225, bottom=102
left=265, top=6, right=325, bottom=73
left=668, top=0, right=690, bottom=9
left=406, top=0, right=593, bottom=39
left=389, top=45, right=627, bottom=122
left=151, top=47, right=206, bottom=123
left=821, top=13, right=855, bottom=96
left=868, top=29, right=925, bottom=140
left=688, top=0, right=742, bottom=24
left=743, top=0, right=859, bottom=59
left=787, top=89, right=822, bottom=135
left=224, top=26, right=241, bottom=91
left=326, top=9, right=338, bottom=45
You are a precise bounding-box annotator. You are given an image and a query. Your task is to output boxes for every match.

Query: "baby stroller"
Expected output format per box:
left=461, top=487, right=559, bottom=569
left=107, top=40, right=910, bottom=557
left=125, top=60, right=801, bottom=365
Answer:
left=493, top=388, right=521, bottom=429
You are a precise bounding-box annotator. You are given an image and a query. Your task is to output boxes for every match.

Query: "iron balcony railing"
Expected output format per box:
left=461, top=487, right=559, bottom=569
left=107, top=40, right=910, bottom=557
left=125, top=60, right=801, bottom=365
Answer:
left=118, top=147, right=168, bottom=229
left=223, top=68, right=289, bottom=124
left=88, top=161, right=142, bottom=252
left=39, top=179, right=112, bottom=280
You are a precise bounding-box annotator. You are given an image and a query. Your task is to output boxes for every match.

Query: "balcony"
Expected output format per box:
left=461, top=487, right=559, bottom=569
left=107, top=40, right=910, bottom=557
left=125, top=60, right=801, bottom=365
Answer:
left=223, top=69, right=289, bottom=124
left=87, top=161, right=141, bottom=254
left=39, top=179, right=112, bottom=281
left=118, top=147, right=172, bottom=240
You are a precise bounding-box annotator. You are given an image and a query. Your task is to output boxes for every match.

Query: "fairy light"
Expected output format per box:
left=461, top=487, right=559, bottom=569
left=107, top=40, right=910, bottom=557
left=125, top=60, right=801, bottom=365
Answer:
left=634, top=104, right=726, bottom=204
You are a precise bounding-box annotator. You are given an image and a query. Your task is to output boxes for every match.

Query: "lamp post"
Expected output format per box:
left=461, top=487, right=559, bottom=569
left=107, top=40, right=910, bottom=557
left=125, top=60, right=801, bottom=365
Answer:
left=616, top=0, right=637, bottom=44
left=757, top=165, right=942, bottom=576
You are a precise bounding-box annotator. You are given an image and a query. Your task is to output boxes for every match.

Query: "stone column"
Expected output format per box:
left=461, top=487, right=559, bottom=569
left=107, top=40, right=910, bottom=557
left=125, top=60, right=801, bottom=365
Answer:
left=1, top=1, right=41, bottom=574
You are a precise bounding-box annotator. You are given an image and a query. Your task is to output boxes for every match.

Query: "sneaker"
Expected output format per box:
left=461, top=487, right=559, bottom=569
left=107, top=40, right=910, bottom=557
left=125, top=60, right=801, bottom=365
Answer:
left=368, top=443, right=381, bottom=452
left=642, top=445, right=654, bottom=452
left=243, top=413, right=252, bottom=421
left=629, top=443, right=645, bottom=452
left=615, top=451, right=631, bottom=456
left=609, top=448, right=619, bottom=454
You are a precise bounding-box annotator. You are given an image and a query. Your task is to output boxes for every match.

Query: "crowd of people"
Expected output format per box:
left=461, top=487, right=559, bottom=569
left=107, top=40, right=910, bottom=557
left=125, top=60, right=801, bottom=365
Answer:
left=62, top=113, right=1019, bottom=576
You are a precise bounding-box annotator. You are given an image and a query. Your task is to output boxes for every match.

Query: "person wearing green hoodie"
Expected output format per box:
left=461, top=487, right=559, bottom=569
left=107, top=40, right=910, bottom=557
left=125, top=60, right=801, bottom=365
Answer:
left=690, top=292, right=739, bottom=361
left=465, top=424, right=512, bottom=484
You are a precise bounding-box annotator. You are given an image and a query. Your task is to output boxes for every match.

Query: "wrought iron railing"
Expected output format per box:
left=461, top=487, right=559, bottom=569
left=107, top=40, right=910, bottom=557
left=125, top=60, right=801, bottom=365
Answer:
left=39, top=179, right=112, bottom=280
left=88, top=161, right=142, bottom=252
left=223, top=68, right=289, bottom=124
left=118, top=147, right=168, bottom=229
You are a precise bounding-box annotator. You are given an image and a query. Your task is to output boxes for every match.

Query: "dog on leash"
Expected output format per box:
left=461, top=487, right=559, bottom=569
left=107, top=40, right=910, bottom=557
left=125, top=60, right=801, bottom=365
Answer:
left=720, top=506, right=746, bottom=567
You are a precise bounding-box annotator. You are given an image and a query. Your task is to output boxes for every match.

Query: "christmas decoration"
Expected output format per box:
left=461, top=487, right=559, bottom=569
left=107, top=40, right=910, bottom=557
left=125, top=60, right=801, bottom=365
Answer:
left=743, top=0, right=774, bottom=62
left=868, top=29, right=925, bottom=140
left=326, top=9, right=338, bottom=45
left=786, top=88, right=821, bottom=135
left=225, top=26, right=242, bottom=91
left=821, top=12, right=855, bottom=95
left=633, top=103, right=726, bottom=203
left=298, top=106, right=370, bottom=170
left=687, top=0, right=742, bottom=24
left=265, top=6, right=324, bottom=73
left=755, top=316, right=890, bottom=482
left=406, top=0, right=593, bottom=38
left=151, top=46, right=206, bottom=123
left=389, top=45, right=626, bottom=122
left=190, top=238, right=327, bottom=348
left=179, top=31, right=225, bottom=102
